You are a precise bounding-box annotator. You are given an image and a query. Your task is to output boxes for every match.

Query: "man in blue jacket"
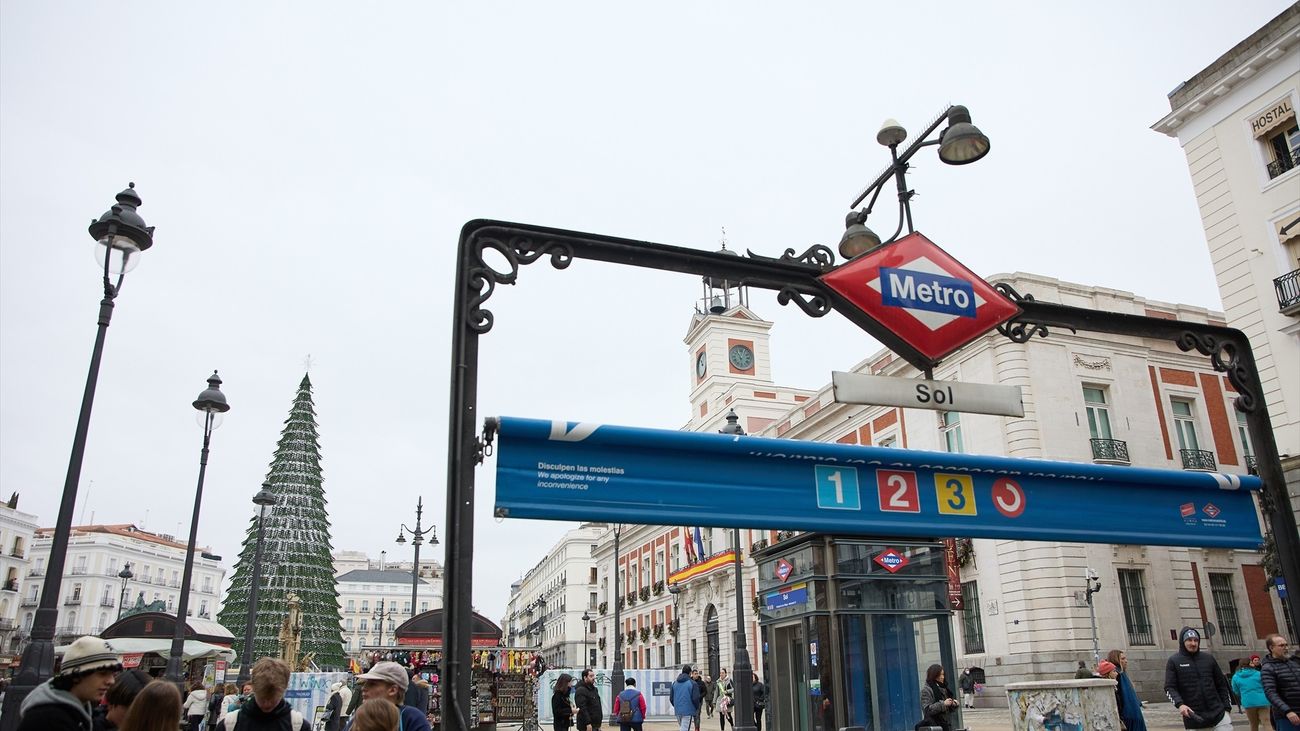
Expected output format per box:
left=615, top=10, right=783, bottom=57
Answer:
left=672, top=665, right=702, bottom=731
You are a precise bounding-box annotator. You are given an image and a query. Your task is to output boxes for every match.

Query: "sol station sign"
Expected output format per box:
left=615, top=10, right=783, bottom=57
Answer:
left=819, top=232, right=1021, bottom=362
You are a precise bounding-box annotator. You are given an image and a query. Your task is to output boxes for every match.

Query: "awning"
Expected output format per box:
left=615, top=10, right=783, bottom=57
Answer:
left=1251, top=98, right=1294, bottom=139
left=56, top=638, right=234, bottom=663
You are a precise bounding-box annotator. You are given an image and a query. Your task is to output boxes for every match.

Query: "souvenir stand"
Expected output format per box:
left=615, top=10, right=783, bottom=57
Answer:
left=366, top=608, right=543, bottom=730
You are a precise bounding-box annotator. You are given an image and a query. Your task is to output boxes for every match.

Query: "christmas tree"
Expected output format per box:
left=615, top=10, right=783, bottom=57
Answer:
left=218, top=373, right=344, bottom=669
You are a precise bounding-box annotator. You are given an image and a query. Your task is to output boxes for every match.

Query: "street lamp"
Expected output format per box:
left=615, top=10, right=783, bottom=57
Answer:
left=839, top=105, right=991, bottom=260
left=396, top=496, right=439, bottom=618
left=609, top=523, right=624, bottom=722
left=373, top=598, right=397, bottom=646
left=237, top=483, right=277, bottom=687
left=1085, top=568, right=1103, bottom=664
left=668, top=582, right=681, bottom=665
left=0, top=184, right=155, bottom=729
left=116, top=563, right=133, bottom=621
left=580, top=610, right=591, bottom=669
left=165, top=372, right=231, bottom=684
left=719, top=409, right=757, bottom=731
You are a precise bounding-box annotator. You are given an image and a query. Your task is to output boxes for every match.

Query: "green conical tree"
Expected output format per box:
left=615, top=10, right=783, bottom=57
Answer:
left=218, top=373, right=344, bottom=669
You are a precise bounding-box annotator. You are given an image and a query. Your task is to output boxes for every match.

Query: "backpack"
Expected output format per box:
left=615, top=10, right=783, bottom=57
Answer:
left=618, top=690, right=638, bottom=722
left=223, top=708, right=305, bottom=731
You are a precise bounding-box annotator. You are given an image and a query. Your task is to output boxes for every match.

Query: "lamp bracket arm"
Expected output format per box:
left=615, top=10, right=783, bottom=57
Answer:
left=477, top=418, right=497, bottom=464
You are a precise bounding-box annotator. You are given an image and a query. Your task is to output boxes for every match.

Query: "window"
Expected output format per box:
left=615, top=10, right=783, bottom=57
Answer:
left=361, top=600, right=369, bottom=613
left=346, top=600, right=355, bottom=612
left=71, top=584, right=82, bottom=601
left=1116, top=569, right=1154, bottom=645
left=403, top=601, right=411, bottom=614
left=1236, top=411, right=1253, bottom=458
left=1266, top=123, right=1300, bottom=179
left=941, top=412, right=964, bottom=453
left=589, top=592, right=598, bottom=610
left=73, top=556, right=87, bottom=574
left=1083, top=387, right=1113, bottom=440
left=108, top=557, right=117, bottom=572
left=420, top=601, right=429, bottom=612
left=1172, top=400, right=1200, bottom=451
left=960, top=581, right=984, bottom=654
left=1208, top=573, right=1245, bottom=645
left=655, top=551, right=665, bottom=582
left=671, top=545, right=681, bottom=572
left=641, top=561, right=650, bottom=588
left=876, top=434, right=898, bottom=448
left=360, top=619, right=368, bottom=631
left=346, top=619, right=353, bottom=630
left=199, top=600, right=208, bottom=616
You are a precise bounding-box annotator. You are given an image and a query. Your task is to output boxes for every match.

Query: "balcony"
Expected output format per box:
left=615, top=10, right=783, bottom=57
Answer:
left=2, top=580, right=18, bottom=592
left=1266, top=148, right=1299, bottom=180
left=99, top=598, right=116, bottom=608
left=1180, top=449, right=1217, bottom=471
left=9, top=549, right=23, bottom=559
left=63, top=596, right=83, bottom=606
left=1089, top=438, right=1131, bottom=465
left=1275, top=268, right=1300, bottom=316
left=1247, top=455, right=1258, bottom=476
left=27, top=568, right=44, bottom=578
left=0, top=619, right=15, bottom=631
left=19, top=598, right=37, bottom=608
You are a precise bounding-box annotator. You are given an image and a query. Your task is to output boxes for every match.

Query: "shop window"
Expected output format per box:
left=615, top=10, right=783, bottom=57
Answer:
left=960, top=581, right=984, bottom=653
left=1117, top=569, right=1154, bottom=645
left=1208, top=573, right=1245, bottom=645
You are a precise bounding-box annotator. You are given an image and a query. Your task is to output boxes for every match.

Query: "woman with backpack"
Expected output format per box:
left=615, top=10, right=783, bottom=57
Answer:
left=613, top=677, right=646, bottom=731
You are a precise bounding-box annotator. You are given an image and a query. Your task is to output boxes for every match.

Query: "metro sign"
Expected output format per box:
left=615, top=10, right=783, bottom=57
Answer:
left=774, top=558, right=794, bottom=582
left=820, top=232, right=1021, bottom=362
left=874, top=548, right=909, bottom=573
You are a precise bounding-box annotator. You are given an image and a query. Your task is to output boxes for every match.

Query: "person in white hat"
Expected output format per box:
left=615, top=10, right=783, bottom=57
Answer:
left=350, top=661, right=430, bottom=731
left=18, top=635, right=122, bottom=731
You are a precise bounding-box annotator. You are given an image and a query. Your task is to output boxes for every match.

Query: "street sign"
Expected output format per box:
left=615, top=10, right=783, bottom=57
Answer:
left=832, top=371, right=1025, bottom=417
left=774, top=559, right=793, bottom=582
left=493, top=417, right=1265, bottom=548
left=818, top=232, right=1021, bottom=362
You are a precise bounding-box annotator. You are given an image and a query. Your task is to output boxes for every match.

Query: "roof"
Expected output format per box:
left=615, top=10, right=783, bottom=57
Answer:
left=335, top=569, right=429, bottom=585
left=36, top=524, right=212, bottom=553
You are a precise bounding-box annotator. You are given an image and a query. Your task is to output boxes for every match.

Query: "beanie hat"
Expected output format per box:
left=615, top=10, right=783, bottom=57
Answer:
left=1250, top=654, right=1261, bottom=662
left=59, top=636, right=122, bottom=676
left=1181, top=628, right=1201, bottom=642
left=1097, top=660, right=1117, bottom=676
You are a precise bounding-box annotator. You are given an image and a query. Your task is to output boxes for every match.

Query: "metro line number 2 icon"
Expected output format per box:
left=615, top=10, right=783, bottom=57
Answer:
left=813, top=465, right=1028, bottom=520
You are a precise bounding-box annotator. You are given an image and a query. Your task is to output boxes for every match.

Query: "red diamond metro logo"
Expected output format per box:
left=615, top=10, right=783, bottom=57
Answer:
left=1202, top=503, right=1221, bottom=519
left=820, top=232, right=1021, bottom=362
left=874, top=548, right=909, bottom=574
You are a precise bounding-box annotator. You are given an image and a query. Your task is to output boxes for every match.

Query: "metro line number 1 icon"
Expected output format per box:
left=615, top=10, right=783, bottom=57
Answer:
left=815, top=465, right=861, bottom=510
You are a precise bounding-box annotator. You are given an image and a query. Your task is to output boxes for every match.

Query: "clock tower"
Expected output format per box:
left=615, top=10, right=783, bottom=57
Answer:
left=685, top=245, right=775, bottom=431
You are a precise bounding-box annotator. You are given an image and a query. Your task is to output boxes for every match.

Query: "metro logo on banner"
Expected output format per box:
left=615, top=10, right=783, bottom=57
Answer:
left=819, top=232, right=1021, bottom=362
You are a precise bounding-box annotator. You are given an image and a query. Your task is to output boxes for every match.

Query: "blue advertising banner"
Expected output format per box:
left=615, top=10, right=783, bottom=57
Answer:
left=493, top=417, right=1264, bottom=549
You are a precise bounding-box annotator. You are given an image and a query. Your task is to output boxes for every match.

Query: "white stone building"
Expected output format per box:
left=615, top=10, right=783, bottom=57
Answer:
left=502, top=523, right=604, bottom=669
left=333, top=552, right=441, bottom=657
left=24, top=524, right=226, bottom=647
left=1152, top=5, right=1300, bottom=521
left=0, top=496, right=38, bottom=660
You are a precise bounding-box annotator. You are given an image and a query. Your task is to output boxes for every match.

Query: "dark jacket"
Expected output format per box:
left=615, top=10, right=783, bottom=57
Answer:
left=752, top=681, right=767, bottom=709
left=575, top=681, right=603, bottom=729
left=227, top=698, right=312, bottom=731
left=552, top=688, right=574, bottom=728
left=1164, top=628, right=1231, bottom=729
left=323, top=692, right=343, bottom=731
left=17, top=680, right=93, bottom=731
left=692, top=677, right=708, bottom=715
left=208, top=692, right=227, bottom=725
left=919, top=682, right=955, bottom=731
left=1261, top=653, right=1300, bottom=718
left=958, top=671, right=974, bottom=693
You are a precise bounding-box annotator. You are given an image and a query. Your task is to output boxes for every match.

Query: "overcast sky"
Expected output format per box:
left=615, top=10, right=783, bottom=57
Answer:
left=1, top=2, right=1289, bottom=625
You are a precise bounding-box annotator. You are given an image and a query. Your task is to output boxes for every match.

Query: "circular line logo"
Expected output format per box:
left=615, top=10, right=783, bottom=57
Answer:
left=992, top=478, right=1026, bottom=518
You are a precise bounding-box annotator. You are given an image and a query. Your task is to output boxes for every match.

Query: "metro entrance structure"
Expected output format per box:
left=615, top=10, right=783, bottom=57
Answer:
left=441, top=220, right=1300, bottom=731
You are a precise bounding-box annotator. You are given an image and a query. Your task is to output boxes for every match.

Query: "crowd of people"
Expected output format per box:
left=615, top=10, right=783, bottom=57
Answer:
left=548, top=665, right=766, bottom=731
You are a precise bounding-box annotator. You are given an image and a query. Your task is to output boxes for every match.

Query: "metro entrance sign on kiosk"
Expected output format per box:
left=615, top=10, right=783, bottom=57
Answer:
left=819, top=231, right=1021, bottom=363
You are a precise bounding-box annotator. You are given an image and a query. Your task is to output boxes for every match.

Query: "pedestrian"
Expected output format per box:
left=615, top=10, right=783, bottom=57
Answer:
left=1165, top=626, right=1233, bottom=730
left=959, top=668, right=975, bottom=709
left=1232, top=655, right=1271, bottom=731
left=219, top=683, right=241, bottom=721
left=691, top=669, right=707, bottom=731
left=348, top=699, right=399, bottom=731
left=1107, top=649, right=1149, bottom=731
left=919, top=664, right=958, bottom=731
left=220, top=658, right=311, bottom=731
left=182, top=681, right=209, bottom=731
left=574, top=668, right=603, bottom=731
left=1076, top=660, right=1094, bottom=679
left=613, top=677, right=646, bottom=731
left=324, top=681, right=345, bottom=731
left=672, top=665, right=703, bottom=731
left=1261, top=634, right=1300, bottom=731
left=335, top=680, right=354, bottom=729
left=17, top=634, right=122, bottom=731
left=118, top=681, right=183, bottom=731
left=752, top=673, right=768, bottom=731
left=205, top=683, right=226, bottom=731
left=552, top=673, right=575, bottom=731
left=349, top=661, right=431, bottom=731
left=712, top=669, right=733, bottom=730
left=404, top=671, right=431, bottom=715
left=702, top=673, right=715, bottom=721
left=95, top=668, right=152, bottom=731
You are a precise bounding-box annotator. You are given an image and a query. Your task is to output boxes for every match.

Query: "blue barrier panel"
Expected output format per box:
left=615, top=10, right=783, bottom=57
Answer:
left=493, top=417, right=1263, bottom=549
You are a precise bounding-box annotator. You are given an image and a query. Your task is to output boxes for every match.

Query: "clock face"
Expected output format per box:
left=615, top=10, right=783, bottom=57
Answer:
left=696, top=351, right=707, bottom=377
left=729, top=344, right=754, bottom=370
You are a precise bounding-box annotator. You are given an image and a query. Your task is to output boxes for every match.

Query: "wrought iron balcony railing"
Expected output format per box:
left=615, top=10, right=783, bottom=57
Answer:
left=1090, top=438, right=1130, bottom=465
left=1275, top=268, right=1300, bottom=315
left=1266, top=148, right=1299, bottom=180
left=1180, top=448, right=1217, bottom=471
left=1247, top=455, right=1258, bottom=475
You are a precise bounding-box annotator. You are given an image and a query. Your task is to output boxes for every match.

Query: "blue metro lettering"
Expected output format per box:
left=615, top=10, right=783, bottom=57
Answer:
left=880, top=267, right=977, bottom=318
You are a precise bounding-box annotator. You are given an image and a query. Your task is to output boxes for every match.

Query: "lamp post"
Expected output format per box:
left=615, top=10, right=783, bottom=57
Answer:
left=1085, top=568, right=1103, bottom=664
left=839, top=105, right=991, bottom=262
left=373, top=598, right=397, bottom=647
left=718, top=409, right=758, bottom=731
left=668, top=582, right=681, bottom=665
left=164, top=372, right=231, bottom=684
left=396, top=496, right=439, bottom=618
left=580, top=610, right=591, bottom=669
left=116, top=563, right=133, bottom=621
left=237, top=483, right=277, bottom=687
left=0, top=185, right=155, bottom=729
left=609, top=523, right=624, bottom=722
